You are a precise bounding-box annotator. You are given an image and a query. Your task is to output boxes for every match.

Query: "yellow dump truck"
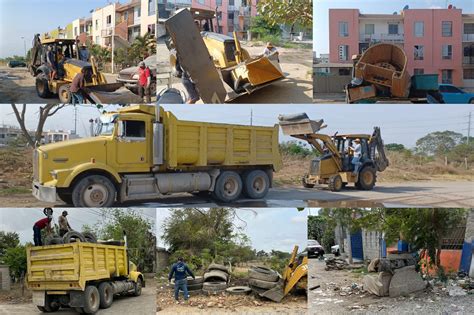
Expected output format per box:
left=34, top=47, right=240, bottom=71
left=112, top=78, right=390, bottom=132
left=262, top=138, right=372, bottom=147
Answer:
left=27, top=242, right=144, bottom=314
left=32, top=105, right=281, bottom=207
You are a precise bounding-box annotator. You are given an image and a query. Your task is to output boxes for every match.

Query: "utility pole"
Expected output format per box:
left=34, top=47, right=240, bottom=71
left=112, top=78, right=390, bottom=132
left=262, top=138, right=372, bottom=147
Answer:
left=468, top=112, right=471, bottom=144
left=74, top=106, right=77, bottom=135
left=250, top=109, right=253, bottom=126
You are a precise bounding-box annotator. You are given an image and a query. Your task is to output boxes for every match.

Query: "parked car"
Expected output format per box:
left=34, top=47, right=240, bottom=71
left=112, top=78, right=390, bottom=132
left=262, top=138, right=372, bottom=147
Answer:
left=117, top=55, right=156, bottom=96
left=439, top=84, right=474, bottom=104
left=307, top=239, right=325, bottom=258
left=7, top=60, right=27, bottom=68
left=331, top=244, right=340, bottom=256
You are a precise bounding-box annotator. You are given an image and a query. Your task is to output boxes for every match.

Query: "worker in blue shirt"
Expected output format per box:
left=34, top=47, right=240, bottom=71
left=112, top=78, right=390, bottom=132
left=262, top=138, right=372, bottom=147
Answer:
left=168, top=257, right=195, bottom=301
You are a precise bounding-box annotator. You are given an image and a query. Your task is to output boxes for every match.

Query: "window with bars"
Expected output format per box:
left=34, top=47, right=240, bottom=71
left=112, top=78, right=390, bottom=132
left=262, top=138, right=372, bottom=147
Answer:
left=339, top=45, right=349, bottom=61
left=442, top=69, right=453, bottom=84
left=442, top=45, right=453, bottom=60
left=388, top=24, right=399, bottom=35
left=414, top=45, right=424, bottom=60
left=464, top=69, right=474, bottom=80
left=465, top=23, right=474, bottom=34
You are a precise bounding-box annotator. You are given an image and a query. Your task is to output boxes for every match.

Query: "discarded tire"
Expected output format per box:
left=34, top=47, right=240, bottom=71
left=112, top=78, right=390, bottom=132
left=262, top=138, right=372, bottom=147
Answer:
left=248, top=278, right=280, bottom=290
left=207, top=263, right=229, bottom=273
left=248, top=266, right=279, bottom=282
left=82, top=232, right=97, bottom=243
left=187, top=283, right=203, bottom=291
left=226, top=286, right=251, bottom=295
left=188, top=276, right=204, bottom=285
left=203, top=270, right=228, bottom=282
left=62, top=231, right=86, bottom=244
left=202, top=281, right=227, bottom=294
left=45, top=236, right=64, bottom=245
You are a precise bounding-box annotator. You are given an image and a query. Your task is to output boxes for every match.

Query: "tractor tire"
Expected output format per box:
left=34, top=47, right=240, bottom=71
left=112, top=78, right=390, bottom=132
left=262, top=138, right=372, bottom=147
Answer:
left=248, top=278, right=279, bottom=290
left=83, top=285, right=100, bottom=314
left=207, top=263, right=229, bottom=274
left=248, top=266, right=279, bottom=282
left=133, top=277, right=143, bottom=296
left=58, top=84, right=71, bottom=103
left=356, top=166, right=377, bottom=190
left=302, top=177, right=314, bottom=188
left=328, top=174, right=343, bottom=192
left=57, top=192, right=73, bottom=205
left=71, top=175, right=116, bottom=207
left=98, top=282, right=113, bottom=309
left=82, top=232, right=97, bottom=243
left=242, top=170, right=269, bottom=199
left=225, top=286, right=251, bottom=295
left=36, top=73, right=51, bottom=98
left=212, top=171, right=242, bottom=203
left=202, top=281, right=227, bottom=294
left=45, top=236, right=64, bottom=245
left=62, top=231, right=86, bottom=244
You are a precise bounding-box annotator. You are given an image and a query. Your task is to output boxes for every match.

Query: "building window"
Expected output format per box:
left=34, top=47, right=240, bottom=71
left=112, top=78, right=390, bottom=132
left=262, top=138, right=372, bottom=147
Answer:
left=106, top=15, right=112, bottom=27
left=95, top=36, right=100, bottom=44
left=339, top=45, right=349, bottom=61
left=365, top=24, right=374, bottom=35
left=442, top=69, right=453, bottom=84
left=414, top=45, right=424, bottom=60
left=74, top=27, right=78, bottom=37
left=148, top=0, right=156, bottom=16
left=414, top=68, right=424, bottom=75
left=465, top=23, right=474, bottom=34
left=198, top=0, right=205, bottom=4
left=229, top=0, right=234, bottom=5
left=95, top=20, right=99, bottom=31
left=339, top=22, right=349, bottom=37
left=147, top=24, right=155, bottom=35
left=442, top=45, right=453, bottom=60
left=464, top=69, right=474, bottom=80
left=216, top=0, right=222, bottom=5
left=442, top=21, right=453, bottom=37
left=388, top=24, right=399, bottom=35
left=414, top=21, right=424, bottom=37
left=339, top=68, right=351, bottom=76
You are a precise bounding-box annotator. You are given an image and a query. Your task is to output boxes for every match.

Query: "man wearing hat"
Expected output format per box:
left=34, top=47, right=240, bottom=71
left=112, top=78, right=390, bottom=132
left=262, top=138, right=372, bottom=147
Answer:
left=58, top=210, right=72, bottom=237
left=263, top=42, right=279, bottom=62
left=350, top=138, right=362, bottom=174
left=138, top=61, right=151, bottom=103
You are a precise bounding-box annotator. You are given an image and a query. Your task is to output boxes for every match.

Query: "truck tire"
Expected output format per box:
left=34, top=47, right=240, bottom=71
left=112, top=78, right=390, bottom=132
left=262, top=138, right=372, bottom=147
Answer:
left=328, top=174, right=343, bottom=192
left=203, top=270, right=228, bottom=282
left=242, top=170, right=269, bottom=199
left=133, top=277, right=143, bottom=296
left=207, top=263, right=229, bottom=273
left=45, top=236, right=64, bottom=245
left=202, top=281, right=227, bottom=294
left=82, top=232, right=97, bottom=243
left=73, top=307, right=85, bottom=313
left=57, top=192, right=73, bottom=205
left=83, top=285, right=100, bottom=314
left=248, top=278, right=279, bottom=290
left=187, top=276, right=204, bottom=285
left=58, top=84, right=71, bottom=103
left=72, top=175, right=116, bottom=207
left=36, top=73, right=51, bottom=98
left=356, top=166, right=376, bottom=190
left=248, top=266, right=279, bottom=282
left=63, top=231, right=86, bottom=244
left=212, top=171, right=242, bottom=203
left=302, top=177, right=314, bottom=188
left=187, top=283, right=203, bottom=291
left=98, top=282, right=113, bottom=309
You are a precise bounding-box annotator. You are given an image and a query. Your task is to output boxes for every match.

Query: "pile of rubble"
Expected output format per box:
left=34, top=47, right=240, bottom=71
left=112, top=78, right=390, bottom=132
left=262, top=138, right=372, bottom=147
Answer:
left=324, top=257, right=349, bottom=271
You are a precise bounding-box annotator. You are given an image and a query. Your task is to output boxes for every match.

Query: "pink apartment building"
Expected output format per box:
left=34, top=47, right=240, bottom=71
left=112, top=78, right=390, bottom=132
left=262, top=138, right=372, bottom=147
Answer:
left=329, top=6, right=474, bottom=88
left=160, top=0, right=257, bottom=38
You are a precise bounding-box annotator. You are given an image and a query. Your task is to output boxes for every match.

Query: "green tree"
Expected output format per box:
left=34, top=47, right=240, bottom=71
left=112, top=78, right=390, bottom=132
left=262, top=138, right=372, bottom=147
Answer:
left=257, top=0, right=312, bottom=29
left=249, top=15, right=282, bottom=39
left=385, top=143, right=406, bottom=152
left=279, top=141, right=315, bottom=157
left=415, top=131, right=463, bottom=156
left=447, top=142, right=474, bottom=164
left=3, top=245, right=27, bottom=280
left=0, top=231, right=20, bottom=258
left=308, top=215, right=335, bottom=252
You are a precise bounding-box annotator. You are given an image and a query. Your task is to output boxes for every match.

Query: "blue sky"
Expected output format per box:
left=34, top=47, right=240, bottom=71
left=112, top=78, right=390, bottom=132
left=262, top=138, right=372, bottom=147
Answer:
left=313, top=0, right=474, bottom=55
left=0, top=104, right=472, bottom=148
left=156, top=208, right=308, bottom=253
left=0, top=0, right=110, bottom=58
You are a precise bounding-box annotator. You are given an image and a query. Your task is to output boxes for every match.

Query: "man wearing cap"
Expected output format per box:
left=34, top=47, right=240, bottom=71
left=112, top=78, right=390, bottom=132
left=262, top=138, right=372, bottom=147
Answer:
left=263, top=42, right=279, bottom=62
left=350, top=138, right=362, bottom=174
left=33, top=213, right=52, bottom=246
left=168, top=257, right=195, bottom=302
left=58, top=210, right=72, bottom=237
left=138, top=61, right=151, bottom=103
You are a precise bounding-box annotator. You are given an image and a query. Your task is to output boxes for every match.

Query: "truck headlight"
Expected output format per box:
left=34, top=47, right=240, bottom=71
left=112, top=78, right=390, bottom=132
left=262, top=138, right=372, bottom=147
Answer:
left=132, top=74, right=139, bottom=80
left=50, top=171, right=57, bottom=179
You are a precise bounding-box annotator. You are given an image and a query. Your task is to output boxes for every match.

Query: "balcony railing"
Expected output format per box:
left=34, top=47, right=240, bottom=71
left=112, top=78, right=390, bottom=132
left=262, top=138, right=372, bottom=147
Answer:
left=360, top=33, right=404, bottom=43
left=463, top=34, right=474, bottom=42
left=463, top=56, right=474, bottom=64
left=101, top=27, right=114, bottom=37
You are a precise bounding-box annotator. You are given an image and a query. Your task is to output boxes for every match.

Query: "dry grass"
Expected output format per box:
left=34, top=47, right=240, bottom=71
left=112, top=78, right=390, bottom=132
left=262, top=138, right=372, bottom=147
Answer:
left=0, top=147, right=33, bottom=189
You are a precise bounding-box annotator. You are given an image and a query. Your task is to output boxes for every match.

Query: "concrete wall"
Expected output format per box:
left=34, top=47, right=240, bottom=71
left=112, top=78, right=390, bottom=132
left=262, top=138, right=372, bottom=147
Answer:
left=156, top=248, right=170, bottom=272
left=314, top=74, right=351, bottom=93
left=362, top=229, right=382, bottom=260
left=329, top=9, right=360, bottom=63
left=0, top=265, right=10, bottom=291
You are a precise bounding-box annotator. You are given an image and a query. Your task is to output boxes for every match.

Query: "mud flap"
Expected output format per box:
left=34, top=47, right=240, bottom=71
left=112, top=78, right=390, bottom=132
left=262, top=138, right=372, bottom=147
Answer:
left=260, top=283, right=285, bottom=302
left=165, top=9, right=227, bottom=103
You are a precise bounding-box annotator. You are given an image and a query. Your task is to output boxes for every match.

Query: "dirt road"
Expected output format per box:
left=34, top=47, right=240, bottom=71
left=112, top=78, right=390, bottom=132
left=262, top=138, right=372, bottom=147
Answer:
left=1, top=181, right=472, bottom=208
left=308, top=258, right=474, bottom=314
left=0, top=282, right=155, bottom=315
left=156, top=43, right=313, bottom=103
left=0, top=66, right=129, bottom=104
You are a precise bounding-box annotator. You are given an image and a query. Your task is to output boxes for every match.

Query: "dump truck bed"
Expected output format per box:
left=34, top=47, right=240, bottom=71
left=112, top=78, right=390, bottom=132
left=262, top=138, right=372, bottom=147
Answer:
left=27, top=243, right=128, bottom=291
left=162, top=110, right=281, bottom=170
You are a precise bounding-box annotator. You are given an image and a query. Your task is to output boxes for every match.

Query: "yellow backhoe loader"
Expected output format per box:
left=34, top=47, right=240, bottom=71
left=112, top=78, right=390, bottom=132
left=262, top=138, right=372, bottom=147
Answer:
left=279, top=113, right=389, bottom=191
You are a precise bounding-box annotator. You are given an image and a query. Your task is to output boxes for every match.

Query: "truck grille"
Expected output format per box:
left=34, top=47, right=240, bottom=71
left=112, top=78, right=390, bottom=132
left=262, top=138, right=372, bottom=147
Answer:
left=33, top=150, right=39, bottom=182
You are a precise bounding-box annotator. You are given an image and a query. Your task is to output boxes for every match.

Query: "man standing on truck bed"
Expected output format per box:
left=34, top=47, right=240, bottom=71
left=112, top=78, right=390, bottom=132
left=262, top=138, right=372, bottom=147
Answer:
left=33, top=214, right=52, bottom=246
left=58, top=210, right=72, bottom=237
left=169, top=257, right=195, bottom=302
left=138, top=61, right=151, bottom=103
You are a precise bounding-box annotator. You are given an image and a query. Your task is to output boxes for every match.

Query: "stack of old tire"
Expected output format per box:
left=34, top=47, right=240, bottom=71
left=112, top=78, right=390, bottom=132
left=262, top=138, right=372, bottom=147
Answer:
left=45, top=231, right=97, bottom=245
left=248, top=266, right=281, bottom=294
left=202, top=263, right=229, bottom=294
left=170, top=276, right=204, bottom=293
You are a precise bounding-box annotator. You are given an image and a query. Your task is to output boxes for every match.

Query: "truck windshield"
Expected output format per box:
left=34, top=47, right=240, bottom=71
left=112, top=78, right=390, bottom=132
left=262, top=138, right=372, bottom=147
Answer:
left=96, top=114, right=118, bottom=136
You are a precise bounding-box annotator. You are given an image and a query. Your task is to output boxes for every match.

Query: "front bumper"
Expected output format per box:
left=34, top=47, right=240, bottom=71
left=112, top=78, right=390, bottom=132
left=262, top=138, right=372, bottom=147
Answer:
left=32, top=181, right=57, bottom=203
left=117, top=78, right=138, bottom=89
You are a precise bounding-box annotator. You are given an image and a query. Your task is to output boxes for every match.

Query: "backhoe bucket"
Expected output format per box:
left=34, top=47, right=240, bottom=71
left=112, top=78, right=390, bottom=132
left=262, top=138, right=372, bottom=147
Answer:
left=84, top=83, right=144, bottom=104
left=260, top=284, right=285, bottom=303
left=278, top=113, right=326, bottom=136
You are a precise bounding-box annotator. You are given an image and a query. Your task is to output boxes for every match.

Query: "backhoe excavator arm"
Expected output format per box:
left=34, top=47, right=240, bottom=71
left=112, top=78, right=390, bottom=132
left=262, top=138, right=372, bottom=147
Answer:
left=369, top=127, right=389, bottom=172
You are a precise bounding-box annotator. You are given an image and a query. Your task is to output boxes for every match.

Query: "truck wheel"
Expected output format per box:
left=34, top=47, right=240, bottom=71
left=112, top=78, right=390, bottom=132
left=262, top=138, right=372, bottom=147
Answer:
left=73, top=307, right=85, bottom=314
left=36, top=73, right=51, bottom=98
left=133, top=277, right=143, bottom=296
left=98, top=282, right=114, bottom=309
left=58, top=84, right=71, bottom=103
left=212, top=171, right=242, bottom=203
left=242, top=170, right=269, bottom=199
left=83, top=286, right=100, bottom=314
left=72, top=175, right=116, bottom=207
left=328, top=175, right=343, bottom=192
left=57, top=192, right=73, bottom=205
left=356, top=166, right=376, bottom=190
left=302, top=177, right=314, bottom=188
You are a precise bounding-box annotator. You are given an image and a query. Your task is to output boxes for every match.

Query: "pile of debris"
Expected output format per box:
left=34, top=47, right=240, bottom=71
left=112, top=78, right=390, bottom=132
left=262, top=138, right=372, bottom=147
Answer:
left=429, top=273, right=474, bottom=297
left=325, top=257, right=349, bottom=271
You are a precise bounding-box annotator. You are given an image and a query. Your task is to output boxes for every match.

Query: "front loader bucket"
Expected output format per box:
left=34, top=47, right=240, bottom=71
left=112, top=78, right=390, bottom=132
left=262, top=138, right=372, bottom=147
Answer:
left=84, top=83, right=144, bottom=104
left=278, top=113, right=326, bottom=136
left=241, top=56, right=284, bottom=86
left=260, top=284, right=285, bottom=303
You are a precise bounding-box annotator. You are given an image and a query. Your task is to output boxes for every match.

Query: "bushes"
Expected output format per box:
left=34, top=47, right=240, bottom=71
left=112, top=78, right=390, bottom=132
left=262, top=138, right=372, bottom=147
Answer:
left=280, top=141, right=316, bottom=158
